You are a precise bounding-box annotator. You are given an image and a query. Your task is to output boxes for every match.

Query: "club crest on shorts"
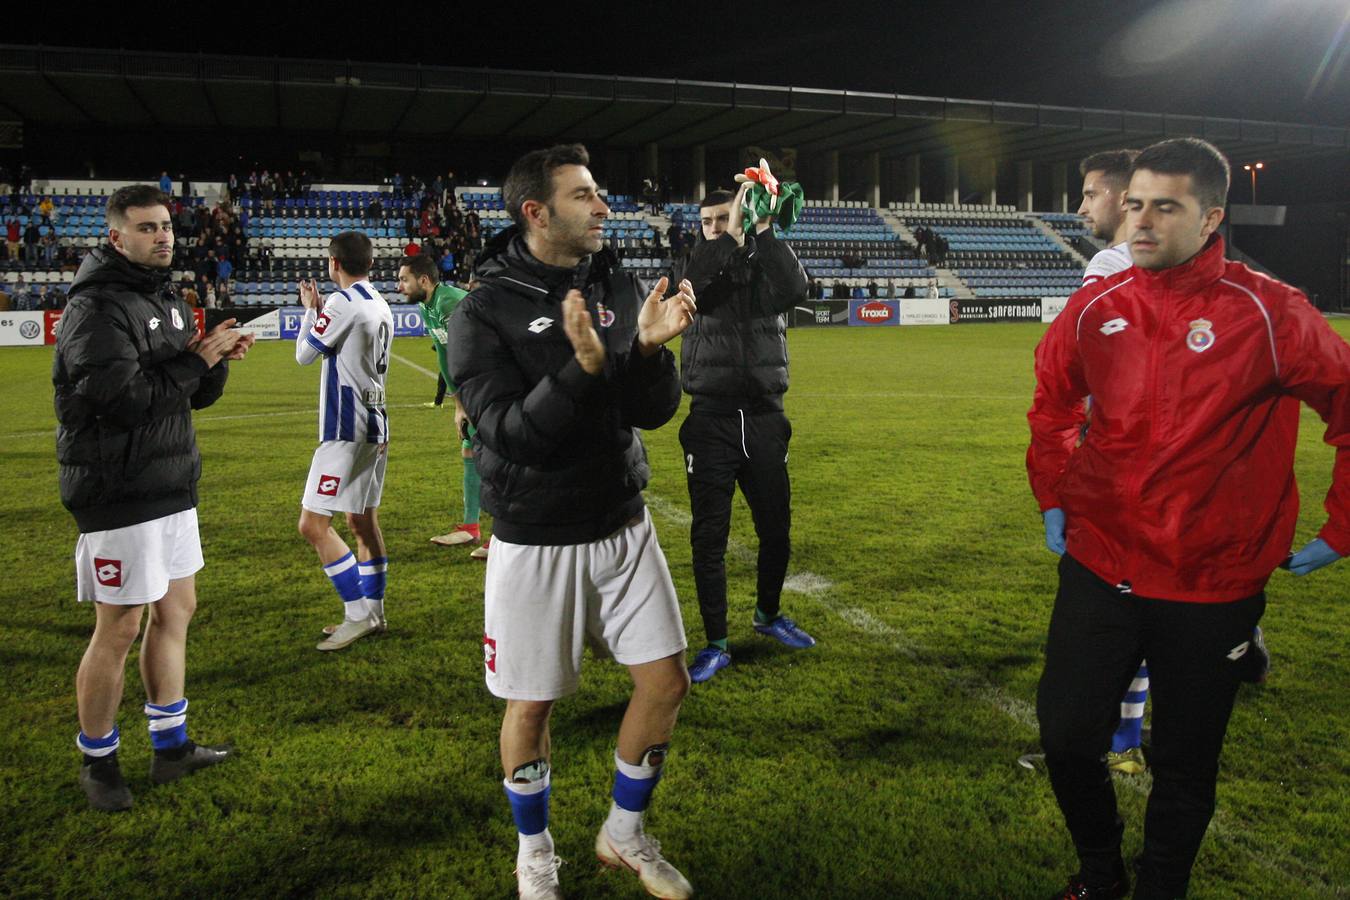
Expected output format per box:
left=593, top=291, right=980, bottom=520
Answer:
left=596, top=302, right=615, bottom=328
left=317, top=474, right=341, bottom=496
left=483, top=634, right=497, bottom=673
left=1186, top=318, right=1215, bottom=353
left=171, top=308, right=184, bottom=330
left=94, top=558, right=123, bottom=587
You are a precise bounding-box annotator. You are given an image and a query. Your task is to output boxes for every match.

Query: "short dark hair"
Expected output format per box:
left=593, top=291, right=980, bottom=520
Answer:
left=503, top=143, right=591, bottom=232
left=1078, top=149, right=1139, bottom=191
left=400, top=253, right=439, bottom=283
left=107, top=184, right=172, bottom=227
left=699, top=189, right=735, bottom=209
left=1132, top=138, right=1231, bottom=211
left=329, top=230, right=373, bottom=276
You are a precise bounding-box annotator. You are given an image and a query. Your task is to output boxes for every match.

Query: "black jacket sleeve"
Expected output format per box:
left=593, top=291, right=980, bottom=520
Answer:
left=748, top=228, right=807, bottom=316
left=60, top=298, right=213, bottom=429
left=449, top=298, right=602, bottom=466
left=191, top=360, right=229, bottom=410
left=619, top=338, right=681, bottom=430
left=675, top=234, right=743, bottom=301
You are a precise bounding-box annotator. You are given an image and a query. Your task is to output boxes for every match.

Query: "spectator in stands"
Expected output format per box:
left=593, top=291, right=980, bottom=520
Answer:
left=175, top=203, right=194, bottom=237
left=180, top=174, right=191, bottom=200
left=41, top=234, right=58, bottom=266
left=438, top=248, right=456, bottom=280
left=203, top=284, right=217, bottom=309
left=260, top=178, right=275, bottom=213
left=465, top=208, right=481, bottom=249
left=868, top=280, right=880, bottom=298
left=181, top=279, right=199, bottom=308
left=13, top=279, right=34, bottom=310
left=159, top=171, right=173, bottom=195
left=24, top=221, right=41, bottom=265
left=7, top=216, right=21, bottom=261
left=16, top=164, right=31, bottom=195
left=404, top=239, right=422, bottom=257
left=38, top=195, right=55, bottom=223
left=934, top=234, right=949, bottom=266
left=365, top=196, right=384, bottom=228
left=0, top=282, right=9, bottom=310
left=391, top=172, right=404, bottom=198
left=0, top=166, right=11, bottom=202
left=928, top=277, right=940, bottom=298
left=216, top=253, right=233, bottom=292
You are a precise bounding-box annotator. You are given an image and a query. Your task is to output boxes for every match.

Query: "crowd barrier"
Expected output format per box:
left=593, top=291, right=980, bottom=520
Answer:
left=839, top=296, right=1070, bottom=327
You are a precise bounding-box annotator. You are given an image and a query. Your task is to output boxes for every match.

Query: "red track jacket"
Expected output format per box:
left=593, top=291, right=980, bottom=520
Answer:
left=1028, top=236, right=1350, bottom=602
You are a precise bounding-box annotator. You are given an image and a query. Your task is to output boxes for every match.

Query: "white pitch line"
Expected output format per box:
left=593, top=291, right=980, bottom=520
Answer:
left=5, top=352, right=442, bottom=440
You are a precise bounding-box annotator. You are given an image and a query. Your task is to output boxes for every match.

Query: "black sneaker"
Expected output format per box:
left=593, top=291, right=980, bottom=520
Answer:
left=79, top=755, right=133, bottom=812
left=149, top=741, right=234, bottom=785
left=1051, top=872, right=1129, bottom=899
left=1239, top=625, right=1270, bottom=684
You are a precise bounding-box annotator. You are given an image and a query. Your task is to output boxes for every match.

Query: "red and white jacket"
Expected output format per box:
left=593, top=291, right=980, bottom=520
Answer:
left=1028, top=236, right=1350, bottom=602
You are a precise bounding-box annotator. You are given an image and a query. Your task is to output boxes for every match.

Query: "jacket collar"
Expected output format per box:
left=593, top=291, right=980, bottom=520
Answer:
left=1131, top=233, right=1226, bottom=294
left=475, top=225, right=615, bottom=298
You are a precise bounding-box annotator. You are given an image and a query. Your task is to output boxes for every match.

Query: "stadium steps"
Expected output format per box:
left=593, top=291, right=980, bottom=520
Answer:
left=936, top=268, right=973, bottom=300
left=1029, top=217, right=1089, bottom=267
left=879, top=210, right=918, bottom=247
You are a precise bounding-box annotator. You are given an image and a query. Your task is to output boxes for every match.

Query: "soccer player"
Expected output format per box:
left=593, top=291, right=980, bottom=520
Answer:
left=397, top=254, right=486, bottom=555
left=447, top=144, right=698, bottom=900
left=296, top=231, right=395, bottom=651
left=55, top=184, right=254, bottom=811
left=674, top=182, right=815, bottom=685
left=1076, top=149, right=1152, bottom=775
left=1078, top=149, right=1137, bottom=287
left=1029, top=138, right=1349, bottom=899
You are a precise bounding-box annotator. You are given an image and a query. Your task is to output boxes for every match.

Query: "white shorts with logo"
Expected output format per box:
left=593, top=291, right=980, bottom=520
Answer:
left=302, top=441, right=387, bottom=515
left=75, top=508, right=203, bottom=605
left=483, top=508, right=687, bottom=700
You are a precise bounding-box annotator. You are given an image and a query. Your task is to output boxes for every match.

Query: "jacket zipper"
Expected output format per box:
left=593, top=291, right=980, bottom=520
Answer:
left=1125, top=288, right=1170, bottom=511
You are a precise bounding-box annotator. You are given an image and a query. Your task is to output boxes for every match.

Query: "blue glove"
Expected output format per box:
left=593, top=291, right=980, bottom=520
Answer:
left=1284, top=538, right=1341, bottom=576
left=1043, top=508, right=1066, bottom=556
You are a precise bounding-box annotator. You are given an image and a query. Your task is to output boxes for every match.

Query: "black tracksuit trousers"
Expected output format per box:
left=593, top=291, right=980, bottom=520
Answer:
left=1037, top=554, right=1265, bottom=899
left=679, top=409, right=792, bottom=644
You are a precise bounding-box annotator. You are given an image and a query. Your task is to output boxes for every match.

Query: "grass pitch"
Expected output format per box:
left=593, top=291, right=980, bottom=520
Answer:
left=1, top=323, right=1346, bottom=899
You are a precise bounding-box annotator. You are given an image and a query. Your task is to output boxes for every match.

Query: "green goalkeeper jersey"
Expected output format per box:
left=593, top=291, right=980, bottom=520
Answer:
left=419, top=282, right=468, bottom=388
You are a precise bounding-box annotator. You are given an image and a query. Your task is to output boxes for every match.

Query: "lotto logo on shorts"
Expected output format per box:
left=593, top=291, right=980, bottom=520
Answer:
left=94, top=558, right=123, bottom=587
left=317, top=474, right=342, bottom=496
left=313, top=314, right=331, bottom=335
left=483, top=634, right=497, bottom=673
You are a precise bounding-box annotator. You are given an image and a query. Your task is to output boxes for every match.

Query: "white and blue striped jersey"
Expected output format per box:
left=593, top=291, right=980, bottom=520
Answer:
left=1082, top=241, right=1132, bottom=285
left=295, top=280, right=394, bottom=443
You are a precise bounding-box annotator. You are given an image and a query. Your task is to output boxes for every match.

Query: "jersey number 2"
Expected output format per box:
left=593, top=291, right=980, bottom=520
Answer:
left=375, top=322, right=390, bottom=374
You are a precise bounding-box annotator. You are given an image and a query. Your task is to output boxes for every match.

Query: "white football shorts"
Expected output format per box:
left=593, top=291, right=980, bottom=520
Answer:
left=75, top=508, right=203, bottom=605
left=483, top=507, right=687, bottom=700
left=302, top=440, right=387, bottom=515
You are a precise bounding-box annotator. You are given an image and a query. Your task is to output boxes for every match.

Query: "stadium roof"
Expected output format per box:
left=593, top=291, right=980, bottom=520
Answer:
left=1, top=44, right=1345, bottom=164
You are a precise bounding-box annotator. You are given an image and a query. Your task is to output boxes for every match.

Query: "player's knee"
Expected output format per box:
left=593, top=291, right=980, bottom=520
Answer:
left=297, top=514, right=325, bottom=545
left=97, top=609, right=144, bottom=650
left=507, top=700, right=554, bottom=729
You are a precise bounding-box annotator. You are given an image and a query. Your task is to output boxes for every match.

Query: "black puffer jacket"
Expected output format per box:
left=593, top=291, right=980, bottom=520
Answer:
left=673, top=229, right=806, bottom=414
left=53, top=246, right=228, bottom=532
left=447, top=227, right=680, bottom=545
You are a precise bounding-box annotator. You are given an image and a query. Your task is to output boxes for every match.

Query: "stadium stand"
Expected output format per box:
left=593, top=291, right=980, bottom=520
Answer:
left=890, top=202, right=1082, bottom=298
left=4, top=181, right=1103, bottom=310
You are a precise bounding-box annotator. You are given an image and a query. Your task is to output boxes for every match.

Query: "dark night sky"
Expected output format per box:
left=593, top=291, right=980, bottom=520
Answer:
left=12, top=0, right=1350, bottom=125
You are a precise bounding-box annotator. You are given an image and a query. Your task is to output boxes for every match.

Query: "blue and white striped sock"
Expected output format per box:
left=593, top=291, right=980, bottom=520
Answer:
left=145, top=698, right=189, bottom=753
left=606, top=747, right=665, bottom=841
left=77, top=725, right=120, bottom=762
left=1111, top=663, right=1149, bottom=753
left=324, top=552, right=369, bottom=622
left=358, top=556, right=387, bottom=619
